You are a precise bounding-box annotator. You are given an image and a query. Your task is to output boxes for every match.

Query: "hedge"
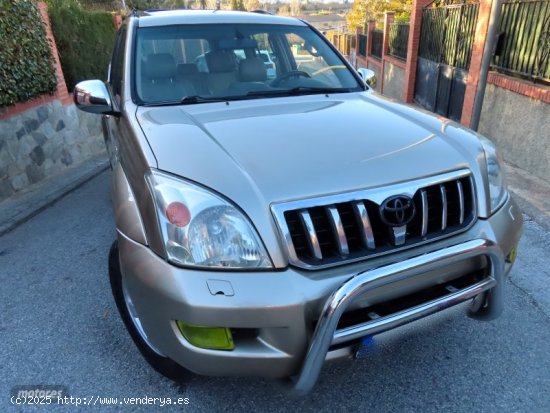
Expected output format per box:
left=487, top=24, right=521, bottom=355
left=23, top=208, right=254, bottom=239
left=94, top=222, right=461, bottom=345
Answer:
left=47, top=0, right=116, bottom=91
left=0, top=0, right=57, bottom=108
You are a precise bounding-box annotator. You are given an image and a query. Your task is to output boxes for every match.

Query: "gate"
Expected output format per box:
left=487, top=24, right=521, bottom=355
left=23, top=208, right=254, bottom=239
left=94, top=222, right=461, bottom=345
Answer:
left=414, top=1, right=479, bottom=121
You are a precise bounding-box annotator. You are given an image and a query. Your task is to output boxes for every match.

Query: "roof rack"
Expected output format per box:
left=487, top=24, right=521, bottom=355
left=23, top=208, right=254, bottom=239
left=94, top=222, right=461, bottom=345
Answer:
left=143, top=8, right=169, bottom=16
left=251, top=10, right=272, bottom=15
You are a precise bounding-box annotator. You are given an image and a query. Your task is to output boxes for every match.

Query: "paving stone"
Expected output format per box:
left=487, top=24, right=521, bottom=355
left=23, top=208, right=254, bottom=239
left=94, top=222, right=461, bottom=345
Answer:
left=23, top=118, right=39, bottom=134
left=7, top=163, right=20, bottom=177
left=0, top=147, right=14, bottom=167
left=14, top=154, right=29, bottom=175
left=18, top=135, right=35, bottom=157
left=30, top=146, right=46, bottom=166
left=0, top=177, right=14, bottom=199
left=39, top=121, right=55, bottom=139
left=16, top=128, right=26, bottom=140
left=11, top=173, right=29, bottom=191
left=25, top=163, right=45, bottom=184
left=37, top=106, right=49, bottom=123
left=42, top=158, right=55, bottom=174
left=60, top=148, right=73, bottom=166
left=6, top=138, right=18, bottom=160
left=56, top=120, right=65, bottom=132
left=32, top=132, right=48, bottom=146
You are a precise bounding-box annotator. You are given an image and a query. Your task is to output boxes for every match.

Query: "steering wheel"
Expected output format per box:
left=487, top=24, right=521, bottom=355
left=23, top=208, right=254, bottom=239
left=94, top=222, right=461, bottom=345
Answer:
left=272, top=70, right=311, bottom=87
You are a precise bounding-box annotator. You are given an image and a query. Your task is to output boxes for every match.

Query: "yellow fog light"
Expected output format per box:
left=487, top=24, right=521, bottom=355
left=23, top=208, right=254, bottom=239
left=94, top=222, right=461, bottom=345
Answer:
left=175, top=321, right=234, bottom=350
left=507, top=246, right=518, bottom=264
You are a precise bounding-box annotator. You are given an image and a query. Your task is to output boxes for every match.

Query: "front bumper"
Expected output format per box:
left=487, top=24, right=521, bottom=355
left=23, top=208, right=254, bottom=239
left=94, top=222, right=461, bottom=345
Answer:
left=117, top=195, right=522, bottom=391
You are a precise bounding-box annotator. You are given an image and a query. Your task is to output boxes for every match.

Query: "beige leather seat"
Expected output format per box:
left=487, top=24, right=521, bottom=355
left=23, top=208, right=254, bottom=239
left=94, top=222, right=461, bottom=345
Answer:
left=141, top=53, right=184, bottom=102
left=226, top=57, right=269, bottom=95
left=176, top=63, right=209, bottom=96
left=204, top=50, right=238, bottom=95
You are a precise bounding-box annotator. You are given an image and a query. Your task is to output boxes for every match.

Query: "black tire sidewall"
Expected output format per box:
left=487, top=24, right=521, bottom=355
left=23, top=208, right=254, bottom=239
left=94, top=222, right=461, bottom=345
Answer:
left=108, top=240, right=189, bottom=382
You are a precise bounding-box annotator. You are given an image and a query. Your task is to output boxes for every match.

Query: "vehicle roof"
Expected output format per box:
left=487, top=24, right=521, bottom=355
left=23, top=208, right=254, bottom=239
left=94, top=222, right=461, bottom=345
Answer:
left=138, top=10, right=307, bottom=28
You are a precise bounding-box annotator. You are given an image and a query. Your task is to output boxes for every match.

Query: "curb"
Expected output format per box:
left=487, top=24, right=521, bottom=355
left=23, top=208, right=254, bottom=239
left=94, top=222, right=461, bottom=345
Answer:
left=504, top=163, right=550, bottom=232
left=0, top=155, right=109, bottom=236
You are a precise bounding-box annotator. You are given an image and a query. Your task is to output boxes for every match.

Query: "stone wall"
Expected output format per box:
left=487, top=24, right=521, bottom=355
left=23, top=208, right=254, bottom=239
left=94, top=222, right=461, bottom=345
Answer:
left=0, top=101, right=105, bottom=200
left=479, top=83, right=550, bottom=182
left=383, top=60, right=405, bottom=101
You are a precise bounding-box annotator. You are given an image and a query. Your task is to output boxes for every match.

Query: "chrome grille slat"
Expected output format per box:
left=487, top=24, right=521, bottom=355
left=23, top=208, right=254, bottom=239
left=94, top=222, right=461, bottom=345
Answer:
left=420, top=189, right=429, bottom=237
left=352, top=202, right=376, bottom=250
left=440, top=184, right=448, bottom=231
left=326, top=206, right=349, bottom=256
left=272, top=170, right=477, bottom=269
left=457, top=180, right=465, bottom=225
left=298, top=210, right=323, bottom=260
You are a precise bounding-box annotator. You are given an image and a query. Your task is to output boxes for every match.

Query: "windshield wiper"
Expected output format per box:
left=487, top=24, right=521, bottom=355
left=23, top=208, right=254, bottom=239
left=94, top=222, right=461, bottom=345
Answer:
left=141, top=96, right=224, bottom=107
left=180, top=95, right=224, bottom=104
left=246, top=86, right=353, bottom=98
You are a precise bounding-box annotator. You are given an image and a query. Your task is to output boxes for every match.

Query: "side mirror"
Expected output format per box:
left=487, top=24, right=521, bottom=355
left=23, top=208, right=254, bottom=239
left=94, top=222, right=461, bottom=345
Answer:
left=74, top=80, right=118, bottom=115
left=357, top=68, right=377, bottom=88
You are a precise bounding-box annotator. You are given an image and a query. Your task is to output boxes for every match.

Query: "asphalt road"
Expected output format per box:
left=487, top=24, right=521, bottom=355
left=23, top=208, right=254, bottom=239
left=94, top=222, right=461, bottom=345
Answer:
left=1, top=171, right=549, bottom=412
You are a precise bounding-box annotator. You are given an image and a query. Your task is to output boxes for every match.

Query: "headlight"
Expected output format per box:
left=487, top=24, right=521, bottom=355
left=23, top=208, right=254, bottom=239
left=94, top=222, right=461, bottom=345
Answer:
left=146, top=170, right=272, bottom=269
left=480, top=137, right=507, bottom=213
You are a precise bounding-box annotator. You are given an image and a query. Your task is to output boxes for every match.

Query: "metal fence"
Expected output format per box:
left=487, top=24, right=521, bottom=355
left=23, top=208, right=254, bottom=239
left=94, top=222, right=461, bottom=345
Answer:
left=418, top=3, right=479, bottom=70
left=358, top=33, right=368, bottom=57
left=492, top=0, right=550, bottom=83
left=371, top=29, right=384, bottom=59
left=339, top=34, right=352, bottom=56
left=388, top=23, right=410, bottom=60
left=327, top=32, right=353, bottom=56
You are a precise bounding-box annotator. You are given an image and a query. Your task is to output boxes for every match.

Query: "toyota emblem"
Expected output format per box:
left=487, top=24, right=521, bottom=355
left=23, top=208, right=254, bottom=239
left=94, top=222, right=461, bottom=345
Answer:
left=379, top=195, right=416, bottom=227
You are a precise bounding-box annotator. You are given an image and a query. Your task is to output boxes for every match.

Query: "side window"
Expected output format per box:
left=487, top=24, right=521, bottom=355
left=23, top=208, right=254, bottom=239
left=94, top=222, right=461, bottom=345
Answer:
left=110, top=27, right=127, bottom=101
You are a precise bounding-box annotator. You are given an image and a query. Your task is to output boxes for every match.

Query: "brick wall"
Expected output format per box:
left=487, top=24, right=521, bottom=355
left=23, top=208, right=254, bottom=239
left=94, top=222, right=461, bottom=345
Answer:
left=487, top=72, right=550, bottom=103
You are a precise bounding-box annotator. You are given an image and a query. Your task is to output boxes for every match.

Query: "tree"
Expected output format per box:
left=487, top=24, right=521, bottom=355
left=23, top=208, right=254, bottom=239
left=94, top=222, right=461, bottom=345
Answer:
left=278, top=4, right=290, bottom=16
left=231, top=0, right=245, bottom=10
left=346, top=0, right=410, bottom=30
left=346, top=0, right=368, bottom=31
left=290, top=0, right=301, bottom=16
left=244, top=0, right=260, bottom=11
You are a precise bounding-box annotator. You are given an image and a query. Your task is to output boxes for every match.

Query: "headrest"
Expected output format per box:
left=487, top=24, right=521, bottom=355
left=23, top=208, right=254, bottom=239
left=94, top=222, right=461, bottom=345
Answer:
left=239, top=58, right=267, bottom=82
left=143, top=53, right=176, bottom=80
left=205, top=50, right=237, bottom=73
left=177, top=63, right=199, bottom=77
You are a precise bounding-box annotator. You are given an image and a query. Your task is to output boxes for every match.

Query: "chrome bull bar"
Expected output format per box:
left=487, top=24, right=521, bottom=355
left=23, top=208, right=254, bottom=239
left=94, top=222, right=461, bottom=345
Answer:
left=292, top=238, right=504, bottom=395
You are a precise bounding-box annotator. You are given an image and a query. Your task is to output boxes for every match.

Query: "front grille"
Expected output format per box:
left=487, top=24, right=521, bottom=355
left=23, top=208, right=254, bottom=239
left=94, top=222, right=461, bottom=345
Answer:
left=271, top=170, right=476, bottom=269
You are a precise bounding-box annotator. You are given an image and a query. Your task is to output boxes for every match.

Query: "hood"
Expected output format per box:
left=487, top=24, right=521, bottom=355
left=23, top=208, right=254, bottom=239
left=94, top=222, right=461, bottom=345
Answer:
left=136, top=92, right=482, bottom=207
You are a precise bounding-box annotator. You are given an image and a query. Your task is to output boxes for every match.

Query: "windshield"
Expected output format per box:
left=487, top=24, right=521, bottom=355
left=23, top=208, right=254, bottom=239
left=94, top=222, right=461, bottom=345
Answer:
left=134, top=23, right=363, bottom=105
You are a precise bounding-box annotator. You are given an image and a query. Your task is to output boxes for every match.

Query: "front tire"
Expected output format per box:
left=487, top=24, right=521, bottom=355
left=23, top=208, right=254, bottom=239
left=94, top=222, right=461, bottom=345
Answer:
left=108, top=240, right=190, bottom=382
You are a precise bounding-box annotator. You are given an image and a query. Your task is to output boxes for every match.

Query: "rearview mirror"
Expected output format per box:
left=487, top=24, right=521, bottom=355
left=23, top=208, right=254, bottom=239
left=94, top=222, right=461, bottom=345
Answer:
left=74, top=80, right=118, bottom=116
left=357, top=68, right=377, bottom=88
left=303, top=41, right=319, bottom=57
